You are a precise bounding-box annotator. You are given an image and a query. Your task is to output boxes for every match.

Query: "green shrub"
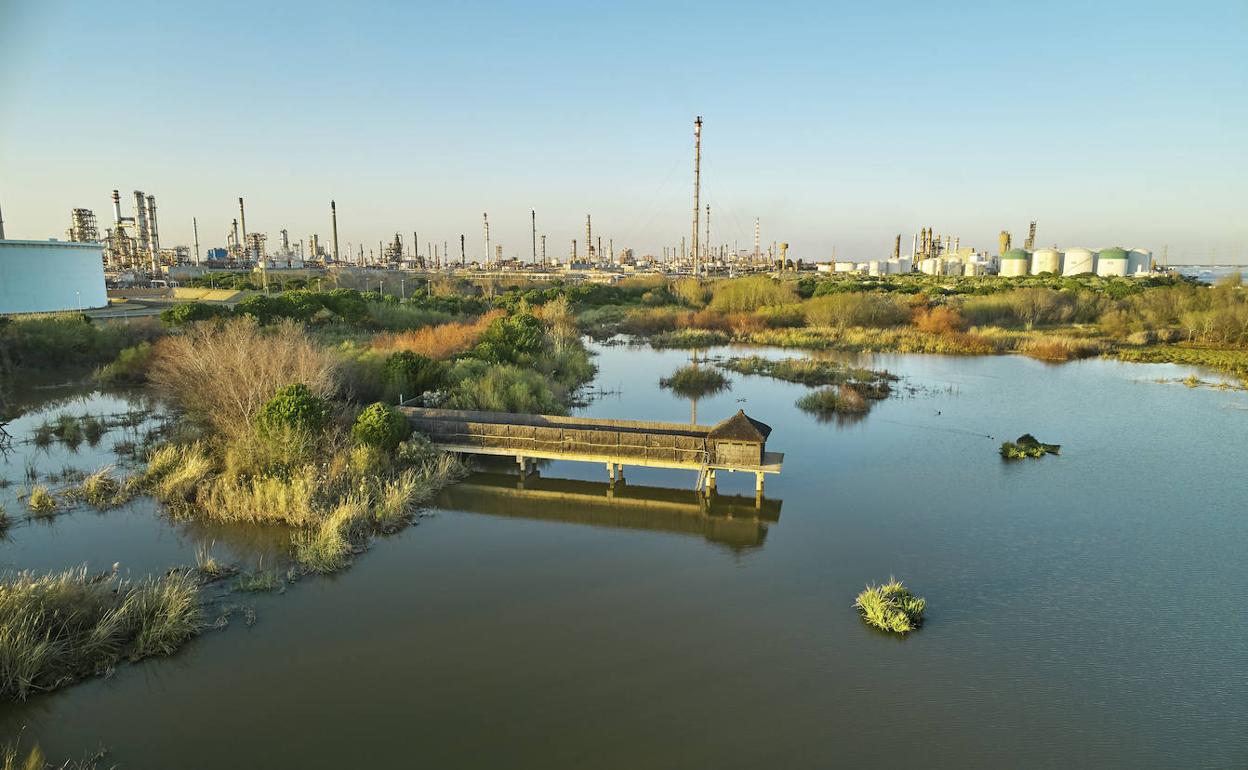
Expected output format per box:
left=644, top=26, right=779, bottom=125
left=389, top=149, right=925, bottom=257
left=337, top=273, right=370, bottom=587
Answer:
left=853, top=579, right=925, bottom=634
left=805, top=293, right=910, bottom=329
left=383, top=351, right=445, bottom=402
left=160, top=302, right=230, bottom=328
left=95, top=341, right=155, bottom=384
left=256, top=383, right=331, bottom=435
left=709, top=276, right=797, bottom=313
left=352, top=403, right=411, bottom=450
left=473, top=313, right=545, bottom=363
left=445, top=359, right=563, bottom=414
left=796, top=385, right=870, bottom=416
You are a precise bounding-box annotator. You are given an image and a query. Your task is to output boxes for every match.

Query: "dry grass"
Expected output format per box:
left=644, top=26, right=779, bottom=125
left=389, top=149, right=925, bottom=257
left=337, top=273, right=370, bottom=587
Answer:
left=148, top=318, right=338, bottom=440
left=371, top=310, right=503, bottom=359
left=1017, top=336, right=1105, bottom=361
left=0, top=566, right=203, bottom=701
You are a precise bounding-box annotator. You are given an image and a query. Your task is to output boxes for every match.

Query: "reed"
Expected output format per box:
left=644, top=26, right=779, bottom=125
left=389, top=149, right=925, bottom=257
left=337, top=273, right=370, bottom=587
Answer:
left=0, top=566, right=203, bottom=701
left=853, top=579, right=925, bottom=634
left=795, top=385, right=870, bottom=416
left=659, top=365, right=729, bottom=398
left=25, top=486, right=56, bottom=516
left=371, top=310, right=503, bottom=359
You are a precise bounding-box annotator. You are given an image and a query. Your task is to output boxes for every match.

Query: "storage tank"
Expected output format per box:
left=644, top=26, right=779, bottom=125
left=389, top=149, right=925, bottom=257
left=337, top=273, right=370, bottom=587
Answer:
left=1096, top=246, right=1128, bottom=277
left=1031, top=247, right=1063, bottom=275
left=999, top=248, right=1030, bottom=277
left=1128, top=247, right=1152, bottom=275
left=1062, top=247, right=1095, bottom=275
left=0, top=240, right=108, bottom=314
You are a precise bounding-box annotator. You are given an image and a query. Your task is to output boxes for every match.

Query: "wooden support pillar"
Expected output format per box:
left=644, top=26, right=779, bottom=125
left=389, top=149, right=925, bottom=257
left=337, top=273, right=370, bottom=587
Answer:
left=607, top=463, right=616, bottom=482
left=705, top=469, right=717, bottom=496
left=755, top=472, right=765, bottom=494
left=615, top=463, right=624, bottom=483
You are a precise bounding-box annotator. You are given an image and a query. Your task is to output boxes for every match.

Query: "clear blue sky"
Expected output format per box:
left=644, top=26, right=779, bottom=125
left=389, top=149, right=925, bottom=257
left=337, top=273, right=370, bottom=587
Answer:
left=1, top=0, right=1245, bottom=262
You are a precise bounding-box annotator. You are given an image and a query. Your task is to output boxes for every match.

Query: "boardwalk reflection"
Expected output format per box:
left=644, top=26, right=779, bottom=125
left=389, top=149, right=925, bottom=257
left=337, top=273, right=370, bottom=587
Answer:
left=435, top=471, right=781, bottom=554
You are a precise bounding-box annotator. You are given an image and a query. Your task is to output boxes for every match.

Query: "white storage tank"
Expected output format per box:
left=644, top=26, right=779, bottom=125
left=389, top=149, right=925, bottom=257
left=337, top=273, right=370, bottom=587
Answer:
left=1128, top=248, right=1152, bottom=275
left=999, top=248, right=1030, bottom=277
left=1063, top=247, right=1096, bottom=275
left=1030, top=248, right=1063, bottom=275
left=0, top=240, right=108, bottom=314
left=1096, top=246, right=1129, bottom=277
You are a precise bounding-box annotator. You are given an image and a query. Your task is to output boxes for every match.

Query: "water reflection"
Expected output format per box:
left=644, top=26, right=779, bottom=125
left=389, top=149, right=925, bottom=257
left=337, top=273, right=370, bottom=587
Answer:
left=436, top=470, right=781, bottom=554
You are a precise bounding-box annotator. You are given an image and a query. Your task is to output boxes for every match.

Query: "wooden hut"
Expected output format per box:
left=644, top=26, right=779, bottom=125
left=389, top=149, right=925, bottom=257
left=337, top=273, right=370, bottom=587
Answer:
left=707, top=410, right=772, bottom=466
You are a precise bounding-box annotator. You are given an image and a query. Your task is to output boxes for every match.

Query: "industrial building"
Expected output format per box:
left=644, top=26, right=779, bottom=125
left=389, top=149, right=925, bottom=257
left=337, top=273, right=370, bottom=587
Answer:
left=0, top=239, right=108, bottom=314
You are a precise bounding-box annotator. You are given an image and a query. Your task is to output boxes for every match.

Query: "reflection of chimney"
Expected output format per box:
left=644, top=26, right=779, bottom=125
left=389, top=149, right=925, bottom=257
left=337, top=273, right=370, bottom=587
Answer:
left=112, top=190, right=122, bottom=225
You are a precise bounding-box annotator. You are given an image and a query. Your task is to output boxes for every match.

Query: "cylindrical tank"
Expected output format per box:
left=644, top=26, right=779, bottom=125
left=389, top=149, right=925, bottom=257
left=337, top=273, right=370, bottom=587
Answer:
left=1096, top=246, right=1128, bottom=277
left=0, top=240, right=108, bottom=313
left=1031, top=247, right=1063, bottom=275
left=1128, top=247, right=1152, bottom=275
left=999, top=248, right=1030, bottom=277
left=1063, top=247, right=1095, bottom=275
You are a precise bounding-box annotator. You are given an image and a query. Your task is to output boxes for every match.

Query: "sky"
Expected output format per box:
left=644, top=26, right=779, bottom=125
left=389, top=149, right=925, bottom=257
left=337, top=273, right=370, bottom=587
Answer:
left=1, top=0, right=1245, bottom=263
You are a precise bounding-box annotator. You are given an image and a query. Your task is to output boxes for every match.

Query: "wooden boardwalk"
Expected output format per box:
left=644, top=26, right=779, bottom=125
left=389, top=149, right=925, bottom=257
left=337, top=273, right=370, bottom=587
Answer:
left=401, top=407, right=783, bottom=493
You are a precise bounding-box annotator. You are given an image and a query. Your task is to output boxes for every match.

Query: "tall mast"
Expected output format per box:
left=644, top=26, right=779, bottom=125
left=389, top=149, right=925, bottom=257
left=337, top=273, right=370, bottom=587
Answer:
left=531, top=210, right=537, bottom=264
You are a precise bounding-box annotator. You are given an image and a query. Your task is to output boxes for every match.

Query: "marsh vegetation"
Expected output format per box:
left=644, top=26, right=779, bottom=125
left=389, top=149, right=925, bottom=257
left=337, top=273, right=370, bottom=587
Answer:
left=853, top=579, right=926, bottom=634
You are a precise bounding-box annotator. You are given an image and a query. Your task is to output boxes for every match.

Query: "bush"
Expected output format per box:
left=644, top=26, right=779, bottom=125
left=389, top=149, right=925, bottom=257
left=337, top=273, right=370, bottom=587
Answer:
left=805, top=294, right=910, bottom=328
left=160, top=302, right=230, bottom=328
left=352, top=403, right=411, bottom=450
left=95, top=342, right=156, bottom=385
left=1000, top=434, right=1060, bottom=459
left=148, top=318, right=338, bottom=440
left=256, top=383, right=331, bottom=434
left=709, top=276, right=797, bottom=313
left=912, top=306, right=967, bottom=334
left=796, top=385, right=870, bottom=416
left=445, top=360, right=564, bottom=414
left=382, top=351, right=445, bottom=402
left=473, top=313, right=545, bottom=363
left=853, top=579, right=925, bottom=634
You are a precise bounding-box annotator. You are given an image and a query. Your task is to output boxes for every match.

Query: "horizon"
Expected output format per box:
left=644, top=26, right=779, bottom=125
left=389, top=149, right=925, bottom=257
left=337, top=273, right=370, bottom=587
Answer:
left=1, top=0, right=1245, bottom=263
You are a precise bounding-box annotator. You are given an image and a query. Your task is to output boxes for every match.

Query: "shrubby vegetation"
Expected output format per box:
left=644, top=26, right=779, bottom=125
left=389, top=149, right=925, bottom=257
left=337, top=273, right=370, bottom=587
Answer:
left=1000, top=434, right=1060, bottom=459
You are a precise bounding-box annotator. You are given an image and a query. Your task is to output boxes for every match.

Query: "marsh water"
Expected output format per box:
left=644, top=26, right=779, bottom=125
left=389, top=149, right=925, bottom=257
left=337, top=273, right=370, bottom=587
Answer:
left=2, top=343, right=1246, bottom=768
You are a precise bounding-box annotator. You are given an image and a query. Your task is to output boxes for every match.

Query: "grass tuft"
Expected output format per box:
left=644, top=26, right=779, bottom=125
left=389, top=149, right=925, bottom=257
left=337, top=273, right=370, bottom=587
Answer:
left=853, top=578, right=926, bottom=634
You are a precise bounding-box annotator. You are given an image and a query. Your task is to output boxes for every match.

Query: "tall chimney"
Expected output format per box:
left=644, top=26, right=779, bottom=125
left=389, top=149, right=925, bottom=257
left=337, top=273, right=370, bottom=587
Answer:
left=754, top=218, right=760, bottom=266
left=0, top=202, right=5, bottom=240
left=111, top=190, right=122, bottom=225
left=460, top=234, right=465, bottom=266
left=331, top=200, right=340, bottom=262
left=133, top=191, right=149, bottom=256
left=692, top=116, right=702, bottom=277
left=193, top=217, right=201, bottom=265
left=894, top=234, right=901, bottom=260
left=585, top=215, right=592, bottom=260
left=540, top=234, right=546, bottom=266
left=146, top=195, right=160, bottom=273
left=238, top=197, right=248, bottom=260
left=483, top=213, right=490, bottom=266
left=531, top=210, right=537, bottom=264
left=231, top=219, right=239, bottom=249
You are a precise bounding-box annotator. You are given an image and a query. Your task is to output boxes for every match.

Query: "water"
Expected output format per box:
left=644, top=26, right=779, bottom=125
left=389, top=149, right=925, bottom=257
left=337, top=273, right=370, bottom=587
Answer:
left=2, top=346, right=1246, bottom=769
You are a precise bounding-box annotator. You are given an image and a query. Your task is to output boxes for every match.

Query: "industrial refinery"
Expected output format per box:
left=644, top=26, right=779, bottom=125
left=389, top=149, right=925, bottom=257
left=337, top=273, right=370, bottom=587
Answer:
left=0, top=117, right=1166, bottom=315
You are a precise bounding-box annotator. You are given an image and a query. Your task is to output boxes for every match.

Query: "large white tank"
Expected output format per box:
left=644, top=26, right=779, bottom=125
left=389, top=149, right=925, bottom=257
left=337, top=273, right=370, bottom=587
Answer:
left=999, top=248, right=1030, bottom=277
left=1063, top=247, right=1095, bottom=275
left=1128, top=248, right=1152, bottom=275
left=1096, top=247, right=1129, bottom=277
left=0, top=240, right=108, bottom=314
left=1031, top=248, right=1063, bottom=275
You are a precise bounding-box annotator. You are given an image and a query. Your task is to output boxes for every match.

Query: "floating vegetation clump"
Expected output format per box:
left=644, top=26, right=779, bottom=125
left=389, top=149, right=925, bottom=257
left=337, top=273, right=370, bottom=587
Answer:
left=795, top=385, right=871, bottom=420
left=659, top=365, right=729, bottom=398
left=1000, top=434, right=1061, bottom=459
left=25, top=485, right=56, bottom=516
left=719, top=355, right=896, bottom=393
left=853, top=579, right=926, bottom=634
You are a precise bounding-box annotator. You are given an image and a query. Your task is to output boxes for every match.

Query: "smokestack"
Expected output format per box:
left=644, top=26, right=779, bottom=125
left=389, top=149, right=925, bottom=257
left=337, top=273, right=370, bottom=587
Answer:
left=912, top=233, right=918, bottom=258
left=145, top=195, right=160, bottom=274
left=238, top=197, right=248, bottom=260
left=133, top=191, right=149, bottom=255
left=0, top=202, right=5, bottom=240
left=111, top=190, right=122, bottom=225
left=705, top=204, right=710, bottom=265
left=754, top=218, right=760, bottom=266
left=531, top=210, right=537, bottom=264
left=193, top=217, right=201, bottom=265
left=331, top=201, right=340, bottom=262
left=692, top=116, right=702, bottom=278
left=894, top=234, right=901, bottom=260
left=231, top=219, right=239, bottom=249
left=540, top=234, right=546, bottom=266
left=460, top=234, right=465, bottom=266
left=483, top=213, right=490, bottom=266
left=586, top=215, right=592, bottom=260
